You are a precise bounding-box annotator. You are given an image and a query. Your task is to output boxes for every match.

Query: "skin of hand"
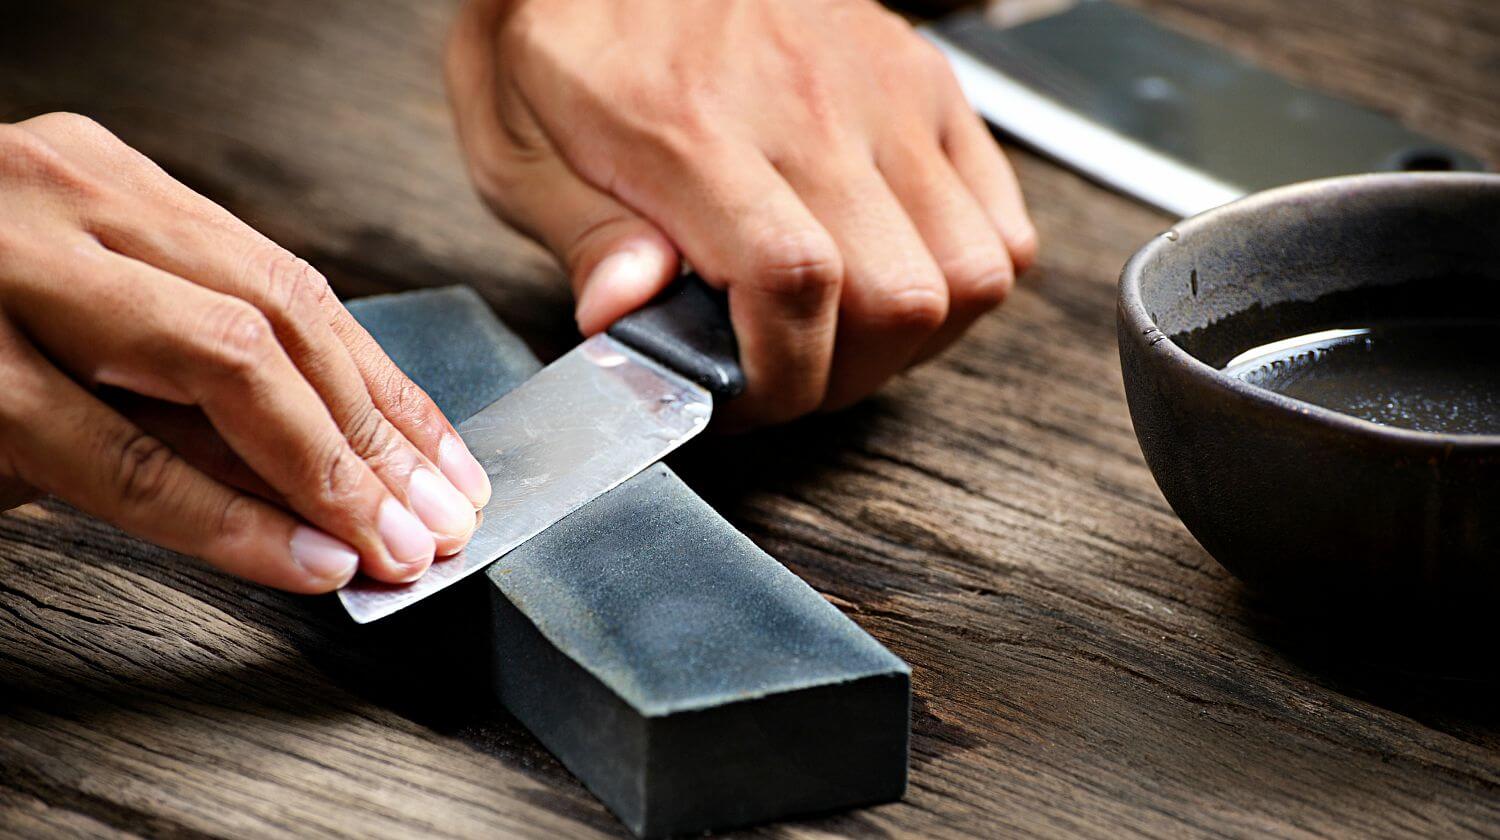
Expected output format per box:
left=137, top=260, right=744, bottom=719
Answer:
left=446, top=0, right=1037, bottom=428
left=0, top=113, right=493, bottom=593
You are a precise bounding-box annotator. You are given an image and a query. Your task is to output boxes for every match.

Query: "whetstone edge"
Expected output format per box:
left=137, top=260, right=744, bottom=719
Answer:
left=348, top=286, right=911, bottom=838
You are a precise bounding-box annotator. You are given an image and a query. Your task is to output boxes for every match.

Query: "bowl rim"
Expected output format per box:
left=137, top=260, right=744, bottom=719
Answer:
left=1118, top=171, right=1500, bottom=450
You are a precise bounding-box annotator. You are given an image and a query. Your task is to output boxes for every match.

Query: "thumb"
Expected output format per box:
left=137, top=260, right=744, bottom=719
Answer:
left=444, top=0, right=677, bottom=334
left=469, top=151, right=679, bottom=335
left=568, top=215, right=679, bottom=335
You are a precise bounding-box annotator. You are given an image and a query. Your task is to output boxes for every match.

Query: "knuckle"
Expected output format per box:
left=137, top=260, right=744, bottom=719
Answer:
left=0, top=125, right=53, bottom=165
left=59, top=112, right=105, bottom=135
left=312, top=440, right=367, bottom=508
left=942, top=249, right=1014, bottom=310
left=746, top=228, right=843, bottom=301
left=374, top=367, right=442, bottom=437
left=0, top=125, right=93, bottom=193
left=108, top=430, right=178, bottom=512
left=200, top=300, right=279, bottom=381
left=863, top=281, right=949, bottom=333
left=30, top=111, right=114, bottom=142
left=258, top=249, right=331, bottom=323
left=214, top=492, right=259, bottom=544
left=343, top=402, right=400, bottom=464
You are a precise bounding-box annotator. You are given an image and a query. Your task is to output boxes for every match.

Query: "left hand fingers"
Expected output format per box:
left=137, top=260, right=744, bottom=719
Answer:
left=109, top=394, right=278, bottom=502
left=2, top=393, right=286, bottom=513
left=90, top=212, right=481, bottom=556
left=21, top=113, right=491, bottom=525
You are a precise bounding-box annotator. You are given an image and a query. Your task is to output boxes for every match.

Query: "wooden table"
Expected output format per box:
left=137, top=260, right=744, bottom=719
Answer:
left=2, top=1, right=1498, bottom=836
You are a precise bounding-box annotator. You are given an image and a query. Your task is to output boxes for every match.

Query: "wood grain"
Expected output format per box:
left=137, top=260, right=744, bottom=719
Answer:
left=2, top=0, right=1498, bottom=837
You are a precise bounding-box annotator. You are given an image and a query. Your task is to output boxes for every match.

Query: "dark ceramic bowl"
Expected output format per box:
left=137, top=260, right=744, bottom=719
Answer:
left=1118, top=173, right=1500, bottom=608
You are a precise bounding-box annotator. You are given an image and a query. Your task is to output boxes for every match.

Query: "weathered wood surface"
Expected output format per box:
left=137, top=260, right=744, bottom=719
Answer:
left=2, top=0, right=1498, bottom=837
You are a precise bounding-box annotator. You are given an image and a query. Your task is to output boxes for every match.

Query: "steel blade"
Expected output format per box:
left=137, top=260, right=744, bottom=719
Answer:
left=338, top=334, right=712, bottom=623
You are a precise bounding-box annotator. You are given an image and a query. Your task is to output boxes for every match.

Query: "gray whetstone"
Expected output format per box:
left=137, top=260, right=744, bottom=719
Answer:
left=347, top=286, right=910, bottom=838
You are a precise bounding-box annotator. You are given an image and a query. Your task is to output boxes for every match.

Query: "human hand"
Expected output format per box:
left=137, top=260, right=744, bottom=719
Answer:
left=446, top=0, right=1036, bottom=428
left=0, top=114, right=492, bottom=593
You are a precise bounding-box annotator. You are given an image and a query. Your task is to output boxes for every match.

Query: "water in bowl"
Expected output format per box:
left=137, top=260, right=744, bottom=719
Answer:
left=1222, top=319, right=1500, bottom=435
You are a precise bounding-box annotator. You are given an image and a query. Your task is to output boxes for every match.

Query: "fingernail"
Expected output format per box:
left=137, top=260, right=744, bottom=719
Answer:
left=439, top=434, right=490, bottom=509
left=289, top=526, right=359, bottom=586
left=407, top=467, right=477, bottom=540
left=575, top=245, right=668, bottom=334
left=378, top=496, right=436, bottom=570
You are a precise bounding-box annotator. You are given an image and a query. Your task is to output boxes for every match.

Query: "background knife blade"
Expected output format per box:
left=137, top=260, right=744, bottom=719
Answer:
left=923, top=1, right=1485, bottom=218
left=338, top=277, right=744, bottom=623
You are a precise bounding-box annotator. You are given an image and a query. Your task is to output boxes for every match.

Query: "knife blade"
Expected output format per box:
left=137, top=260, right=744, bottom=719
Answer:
left=922, top=3, right=1484, bottom=218
left=338, top=276, right=744, bottom=623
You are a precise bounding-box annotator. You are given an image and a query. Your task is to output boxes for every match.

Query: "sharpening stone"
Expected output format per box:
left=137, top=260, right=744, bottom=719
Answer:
left=347, top=286, right=910, bottom=838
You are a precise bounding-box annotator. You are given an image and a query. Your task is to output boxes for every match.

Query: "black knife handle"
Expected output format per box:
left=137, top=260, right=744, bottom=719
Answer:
left=607, top=274, right=746, bottom=399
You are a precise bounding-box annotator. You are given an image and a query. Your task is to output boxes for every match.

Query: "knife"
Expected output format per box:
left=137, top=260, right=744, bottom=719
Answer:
left=337, top=275, right=744, bottom=623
